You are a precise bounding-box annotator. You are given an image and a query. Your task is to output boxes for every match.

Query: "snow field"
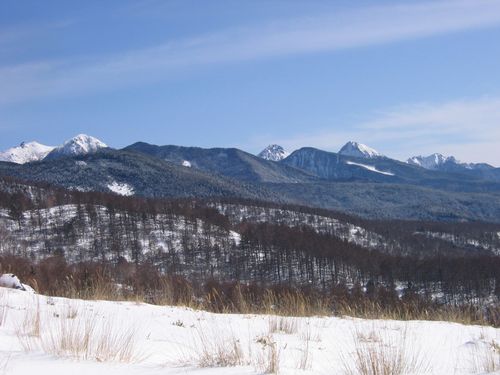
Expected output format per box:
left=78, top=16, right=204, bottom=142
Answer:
left=107, top=181, right=135, bottom=196
left=0, top=287, right=499, bottom=375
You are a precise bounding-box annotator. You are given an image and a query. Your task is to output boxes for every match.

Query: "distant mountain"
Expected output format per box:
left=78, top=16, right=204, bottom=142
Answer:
left=407, top=153, right=451, bottom=170
left=2, top=139, right=500, bottom=222
left=0, top=148, right=279, bottom=200
left=45, top=134, right=107, bottom=160
left=408, top=153, right=494, bottom=171
left=282, top=147, right=420, bottom=182
left=124, top=142, right=315, bottom=183
left=0, top=141, right=54, bottom=164
left=257, top=144, right=290, bottom=161
left=339, top=141, right=382, bottom=159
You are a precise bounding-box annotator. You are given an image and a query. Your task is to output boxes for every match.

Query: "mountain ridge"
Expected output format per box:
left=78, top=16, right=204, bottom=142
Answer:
left=0, top=141, right=55, bottom=164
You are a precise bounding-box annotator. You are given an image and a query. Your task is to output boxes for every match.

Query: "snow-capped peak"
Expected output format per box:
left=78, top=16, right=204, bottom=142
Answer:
left=0, top=141, right=55, bottom=164
left=339, top=141, right=382, bottom=159
left=60, top=134, right=107, bottom=155
left=407, top=153, right=451, bottom=170
left=257, top=144, right=290, bottom=161
left=46, top=134, right=107, bottom=159
left=407, top=153, right=492, bottom=171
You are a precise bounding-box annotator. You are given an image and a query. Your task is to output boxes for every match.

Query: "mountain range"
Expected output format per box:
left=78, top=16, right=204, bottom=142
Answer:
left=0, top=134, right=107, bottom=164
left=1, top=134, right=500, bottom=222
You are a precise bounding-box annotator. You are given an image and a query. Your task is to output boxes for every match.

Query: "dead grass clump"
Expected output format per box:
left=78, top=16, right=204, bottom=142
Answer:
left=268, top=316, right=298, bottom=335
left=264, top=338, right=280, bottom=374
left=342, top=328, right=430, bottom=375
left=193, top=326, right=245, bottom=367
left=297, top=327, right=311, bottom=371
left=17, top=306, right=143, bottom=363
left=255, top=335, right=280, bottom=374
left=16, top=298, right=41, bottom=338
left=0, top=289, right=7, bottom=326
left=469, top=340, right=500, bottom=373
left=46, top=314, right=141, bottom=363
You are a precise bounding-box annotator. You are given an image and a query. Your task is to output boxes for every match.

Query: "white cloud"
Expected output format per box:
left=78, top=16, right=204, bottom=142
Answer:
left=273, top=97, right=500, bottom=166
left=2, top=0, right=500, bottom=104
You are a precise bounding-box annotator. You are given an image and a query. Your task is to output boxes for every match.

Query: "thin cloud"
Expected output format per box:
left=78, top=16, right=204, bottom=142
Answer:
left=2, top=0, right=500, bottom=105
left=273, top=97, right=500, bottom=166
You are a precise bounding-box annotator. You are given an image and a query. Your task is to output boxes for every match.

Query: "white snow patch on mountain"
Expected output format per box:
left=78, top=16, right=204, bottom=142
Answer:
left=258, top=144, right=290, bottom=161
left=182, top=160, right=192, bottom=167
left=346, top=161, right=395, bottom=176
left=107, top=182, right=134, bottom=196
left=229, top=230, right=241, bottom=245
left=339, top=141, right=382, bottom=158
left=0, top=141, right=55, bottom=164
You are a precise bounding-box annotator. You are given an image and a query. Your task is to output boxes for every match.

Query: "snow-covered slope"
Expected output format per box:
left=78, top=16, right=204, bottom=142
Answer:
left=0, top=141, right=54, bottom=164
left=45, top=134, right=107, bottom=159
left=257, top=144, right=290, bottom=161
left=346, top=161, right=395, bottom=176
left=0, top=288, right=498, bottom=375
left=407, top=153, right=494, bottom=171
left=339, top=141, right=382, bottom=158
left=407, top=153, right=455, bottom=170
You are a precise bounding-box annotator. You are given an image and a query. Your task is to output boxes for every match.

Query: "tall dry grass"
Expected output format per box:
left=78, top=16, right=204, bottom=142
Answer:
left=268, top=316, right=298, bottom=335
left=16, top=302, right=143, bottom=363
left=342, top=327, right=430, bottom=375
left=15, top=297, right=41, bottom=342
left=469, top=340, right=500, bottom=373
left=189, top=324, right=246, bottom=368
left=0, top=289, right=7, bottom=327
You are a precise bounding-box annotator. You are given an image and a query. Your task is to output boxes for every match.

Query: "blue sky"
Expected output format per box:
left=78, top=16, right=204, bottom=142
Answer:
left=1, top=0, right=500, bottom=165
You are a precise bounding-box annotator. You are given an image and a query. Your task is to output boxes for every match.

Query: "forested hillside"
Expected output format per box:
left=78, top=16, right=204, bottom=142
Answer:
left=1, top=176, right=499, bottom=315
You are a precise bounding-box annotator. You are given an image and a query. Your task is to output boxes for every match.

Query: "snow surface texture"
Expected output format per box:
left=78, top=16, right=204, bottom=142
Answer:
left=0, top=288, right=498, bottom=375
left=339, top=141, right=382, bottom=159
left=257, top=144, right=290, bottom=161
left=0, top=141, right=55, bottom=164
left=107, top=181, right=135, bottom=196
left=346, top=161, right=395, bottom=176
left=49, top=134, right=107, bottom=157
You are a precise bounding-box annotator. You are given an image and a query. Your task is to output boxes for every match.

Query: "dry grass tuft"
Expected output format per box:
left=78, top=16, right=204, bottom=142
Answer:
left=264, top=338, right=280, bottom=374
left=0, top=289, right=7, bottom=327
left=255, top=335, right=280, bottom=374
left=268, top=316, right=298, bottom=335
left=17, top=304, right=143, bottom=363
left=16, top=298, right=41, bottom=339
left=193, top=326, right=245, bottom=367
left=469, top=340, right=500, bottom=373
left=297, top=335, right=311, bottom=370
left=342, top=328, right=430, bottom=375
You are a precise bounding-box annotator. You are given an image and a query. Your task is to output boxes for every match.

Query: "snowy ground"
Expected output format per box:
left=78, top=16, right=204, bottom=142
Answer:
left=0, top=287, right=498, bottom=375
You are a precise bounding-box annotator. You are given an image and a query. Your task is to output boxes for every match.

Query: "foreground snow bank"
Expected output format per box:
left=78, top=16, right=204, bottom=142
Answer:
left=0, top=287, right=498, bottom=375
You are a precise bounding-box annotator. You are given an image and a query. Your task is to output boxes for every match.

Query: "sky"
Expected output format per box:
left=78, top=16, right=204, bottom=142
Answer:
left=1, top=0, right=500, bottom=165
